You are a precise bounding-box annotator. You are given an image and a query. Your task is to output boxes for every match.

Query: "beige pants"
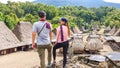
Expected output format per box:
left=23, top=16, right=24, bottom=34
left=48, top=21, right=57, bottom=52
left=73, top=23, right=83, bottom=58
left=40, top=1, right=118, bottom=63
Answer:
left=37, top=44, right=52, bottom=68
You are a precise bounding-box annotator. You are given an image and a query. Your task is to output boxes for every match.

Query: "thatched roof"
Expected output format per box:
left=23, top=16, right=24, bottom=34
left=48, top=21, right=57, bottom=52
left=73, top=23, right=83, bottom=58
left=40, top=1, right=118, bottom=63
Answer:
left=70, top=30, right=74, bottom=35
left=81, top=26, right=85, bottom=31
left=102, top=25, right=106, bottom=29
left=95, top=24, right=99, bottom=30
left=72, top=26, right=82, bottom=34
left=97, top=28, right=105, bottom=35
left=72, top=38, right=85, bottom=52
left=114, top=29, right=120, bottom=36
left=0, top=22, right=20, bottom=50
left=81, top=26, right=88, bottom=33
left=92, top=24, right=100, bottom=30
left=13, top=21, right=32, bottom=44
left=107, top=26, right=117, bottom=35
left=104, top=26, right=111, bottom=33
left=106, top=26, right=111, bottom=31
left=85, top=35, right=103, bottom=50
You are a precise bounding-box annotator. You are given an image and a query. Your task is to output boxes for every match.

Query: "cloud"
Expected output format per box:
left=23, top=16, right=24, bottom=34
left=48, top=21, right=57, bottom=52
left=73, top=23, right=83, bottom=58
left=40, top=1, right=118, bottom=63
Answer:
left=0, top=0, right=35, bottom=3
left=1, top=0, right=120, bottom=4
left=103, top=0, right=120, bottom=3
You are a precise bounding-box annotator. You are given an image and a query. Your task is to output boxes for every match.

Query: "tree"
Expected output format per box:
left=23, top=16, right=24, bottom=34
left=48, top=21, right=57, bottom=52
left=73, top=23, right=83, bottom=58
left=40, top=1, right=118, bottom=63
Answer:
left=104, top=10, right=120, bottom=28
left=4, top=15, right=14, bottom=30
left=51, top=16, right=60, bottom=29
left=45, top=5, right=58, bottom=20
left=0, top=1, right=118, bottom=29
left=24, top=13, right=38, bottom=24
left=4, top=13, right=19, bottom=30
left=0, top=12, right=3, bottom=21
left=9, top=13, right=19, bottom=26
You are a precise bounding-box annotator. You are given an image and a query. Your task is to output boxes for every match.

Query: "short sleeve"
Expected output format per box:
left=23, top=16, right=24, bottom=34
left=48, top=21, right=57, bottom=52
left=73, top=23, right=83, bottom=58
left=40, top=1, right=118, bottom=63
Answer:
left=32, top=23, right=37, bottom=32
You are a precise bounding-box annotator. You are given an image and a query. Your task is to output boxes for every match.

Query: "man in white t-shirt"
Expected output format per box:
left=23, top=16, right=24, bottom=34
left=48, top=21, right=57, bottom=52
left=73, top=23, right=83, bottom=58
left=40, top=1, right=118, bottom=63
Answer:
left=32, top=11, right=52, bottom=68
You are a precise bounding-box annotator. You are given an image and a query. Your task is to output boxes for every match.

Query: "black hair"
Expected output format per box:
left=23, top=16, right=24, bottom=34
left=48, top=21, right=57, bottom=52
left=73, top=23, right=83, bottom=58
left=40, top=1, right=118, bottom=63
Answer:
left=60, top=17, right=68, bottom=23
left=38, top=11, right=46, bottom=18
left=60, top=17, right=70, bottom=37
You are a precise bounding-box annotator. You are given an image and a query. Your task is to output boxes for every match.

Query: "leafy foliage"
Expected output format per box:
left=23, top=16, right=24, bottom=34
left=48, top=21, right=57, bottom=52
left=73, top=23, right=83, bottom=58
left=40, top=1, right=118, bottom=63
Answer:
left=0, top=12, right=3, bottom=21
left=0, top=1, right=120, bottom=29
left=4, top=13, right=19, bottom=30
left=104, top=9, right=120, bottom=28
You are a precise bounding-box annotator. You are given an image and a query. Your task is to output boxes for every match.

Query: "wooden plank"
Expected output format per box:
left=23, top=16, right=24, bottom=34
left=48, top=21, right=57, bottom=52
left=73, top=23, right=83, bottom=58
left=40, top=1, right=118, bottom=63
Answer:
left=106, top=33, right=112, bottom=36
left=111, top=36, right=120, bottom=43
left=88, top=55, right=106, bottom=62
left=89, top=35, right=100, bottom=38
left=0, top=51, right=1, bottom=55
left=0, top=42, right=30, bottom=51
left=105, top=36, right=113, bottom=41
left=105, top=52, right=120, bottom=67
left=1, top=50, right=4, bottom=55
left=3, top=50, right=7, bottom=55
left=106, top=52, right=120, bottom=61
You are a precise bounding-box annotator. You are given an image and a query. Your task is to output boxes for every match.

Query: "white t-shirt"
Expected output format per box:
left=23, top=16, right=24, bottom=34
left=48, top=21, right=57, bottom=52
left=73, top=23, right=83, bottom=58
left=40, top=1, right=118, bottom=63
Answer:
left=32, top=21, right=52, bottom=45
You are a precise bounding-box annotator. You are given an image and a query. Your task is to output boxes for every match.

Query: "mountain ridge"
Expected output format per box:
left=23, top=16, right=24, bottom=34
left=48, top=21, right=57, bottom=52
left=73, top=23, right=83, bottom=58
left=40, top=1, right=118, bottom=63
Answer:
left=33, top=0, right=120, bottom=8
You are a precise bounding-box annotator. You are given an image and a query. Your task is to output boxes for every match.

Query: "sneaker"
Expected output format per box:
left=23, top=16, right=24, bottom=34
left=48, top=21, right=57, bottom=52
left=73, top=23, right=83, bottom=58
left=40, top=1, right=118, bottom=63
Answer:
left=46, top=63, right=52, bottom=68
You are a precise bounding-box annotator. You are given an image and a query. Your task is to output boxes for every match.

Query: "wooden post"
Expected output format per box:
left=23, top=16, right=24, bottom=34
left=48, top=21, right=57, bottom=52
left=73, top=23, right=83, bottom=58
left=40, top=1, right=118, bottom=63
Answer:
left=0, top=50, right=2, bottom=55
left=17, top=47, right=22, bottom=51
left=25, top=45, right=29, bottom=51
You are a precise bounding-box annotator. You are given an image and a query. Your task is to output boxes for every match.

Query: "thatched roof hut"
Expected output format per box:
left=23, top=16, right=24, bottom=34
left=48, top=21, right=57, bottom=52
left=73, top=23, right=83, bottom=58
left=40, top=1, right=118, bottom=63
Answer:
left=104, top=26, right=111, bottom=33
left=81, top=26, right=88, bottom=33
left=13, top=22, right=32, bottom=44
left=97, top=28, right=105, bottom=35
left=70, top=30, right=74, bottom=35
left=72, top=26, right=82, bottom=34
left=95, top=24, right=99, bottom=30
left=85, top=34, right=103, bottom=51
left=114, top=29, right=120, bottom=36
left=106, top=26, right=117, bottom=36
left=0, top=22, right=20, bottom=50
left=72, top=36, right=85, bottom=53
left=106, top=26, right=111, bottom=30
left=92, top=24, right=100, bottom=31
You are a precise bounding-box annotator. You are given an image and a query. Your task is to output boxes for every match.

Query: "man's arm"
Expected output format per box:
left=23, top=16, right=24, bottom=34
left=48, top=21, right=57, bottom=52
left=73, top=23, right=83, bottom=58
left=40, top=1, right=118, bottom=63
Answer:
left=49, top=23, right=52, bottom=42
left=32, top=31, right=37, bottom=48
left=49, top=31, right=52, bottom=42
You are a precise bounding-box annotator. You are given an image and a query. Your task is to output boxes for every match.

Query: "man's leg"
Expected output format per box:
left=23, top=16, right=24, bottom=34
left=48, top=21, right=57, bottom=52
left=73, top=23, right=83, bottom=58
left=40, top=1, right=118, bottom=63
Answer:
left=46, top=44, right=52, bottom=64
left=37, top=46, right=45, bottom=68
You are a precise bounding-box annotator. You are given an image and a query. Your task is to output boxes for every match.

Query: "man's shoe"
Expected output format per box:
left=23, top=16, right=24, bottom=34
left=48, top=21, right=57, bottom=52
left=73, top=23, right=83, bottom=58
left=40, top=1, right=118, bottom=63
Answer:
left=46, top=63, right=52, bottom=68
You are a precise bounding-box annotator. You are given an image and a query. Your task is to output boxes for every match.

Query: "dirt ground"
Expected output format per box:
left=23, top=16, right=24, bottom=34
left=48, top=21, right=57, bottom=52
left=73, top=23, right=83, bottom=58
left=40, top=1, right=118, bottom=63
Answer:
left=0, top=34, right=116, bottom=68
left=0, top=50, right=62, bottom=68
left=0, top=44, right=114, bottom=68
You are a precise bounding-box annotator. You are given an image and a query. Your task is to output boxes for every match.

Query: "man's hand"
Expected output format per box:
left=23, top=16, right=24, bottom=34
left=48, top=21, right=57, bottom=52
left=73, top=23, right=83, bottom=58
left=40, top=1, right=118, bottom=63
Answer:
left=53, top=42, right=57, bottom=47
left=32, top=43, right=37, bottom=49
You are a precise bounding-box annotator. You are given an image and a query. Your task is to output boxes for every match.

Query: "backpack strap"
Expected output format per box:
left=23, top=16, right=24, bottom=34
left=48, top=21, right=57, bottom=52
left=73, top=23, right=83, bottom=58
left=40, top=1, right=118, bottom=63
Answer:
left=38, top=23, right=46, bottom=36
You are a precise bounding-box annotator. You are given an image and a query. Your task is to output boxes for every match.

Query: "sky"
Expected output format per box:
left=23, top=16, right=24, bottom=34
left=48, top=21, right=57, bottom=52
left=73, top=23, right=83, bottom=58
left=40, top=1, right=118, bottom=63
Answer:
left=104, top=0, right=120, bottom=3
left=0, top=0, right=120, bottom=4
left=0, top=0, right=35, bottom=3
